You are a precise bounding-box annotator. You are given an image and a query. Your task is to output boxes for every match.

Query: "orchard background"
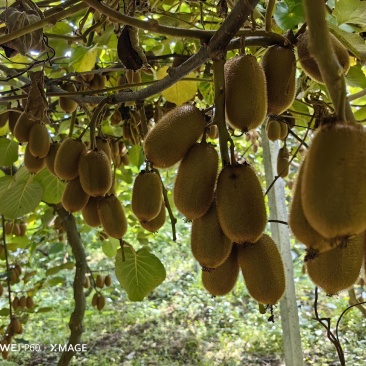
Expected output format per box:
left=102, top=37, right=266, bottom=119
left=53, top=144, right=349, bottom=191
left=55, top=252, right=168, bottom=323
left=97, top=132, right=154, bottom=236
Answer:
left=0, top=0, right=366, bottom=365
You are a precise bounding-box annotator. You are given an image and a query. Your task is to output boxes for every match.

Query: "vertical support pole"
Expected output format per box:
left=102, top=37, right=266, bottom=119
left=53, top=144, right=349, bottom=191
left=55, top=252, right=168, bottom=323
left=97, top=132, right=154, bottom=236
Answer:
left=261, top=125, right=304, bottom=366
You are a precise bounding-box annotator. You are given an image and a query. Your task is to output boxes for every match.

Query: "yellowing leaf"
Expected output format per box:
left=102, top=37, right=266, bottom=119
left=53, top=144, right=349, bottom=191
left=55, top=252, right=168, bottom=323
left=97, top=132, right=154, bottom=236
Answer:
left=157, top=66, right=197, bottom=106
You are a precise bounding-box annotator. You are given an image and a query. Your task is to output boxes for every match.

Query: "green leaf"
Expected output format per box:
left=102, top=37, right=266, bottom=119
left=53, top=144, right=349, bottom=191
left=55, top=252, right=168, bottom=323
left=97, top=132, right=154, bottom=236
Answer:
left=0, top=308, right=10, bottom=316
left=346, top=64, right=366, bottom=88
left=115, top=246, right=166, bottom=301
left=46, top=22, right=74, bottom=35
left=70, top=45, right=99, bottom=72
left=8, top=235, right=30, bottom=249
left=48, top=242, right=65, bottom=255
left=128, top=145, right=145, bottom=168
left=0, top=178, right=43, bottom=219
left=36, top=307, right=53, bottom=313
left=333, top=0, right=366, bottom=26
left=46, top=262, right=75, bottom=276
left=96, top=23, right=115, bottom=47
left=274, top=0, right=305, bottom=30
left=102, top=238, right=119, bottom=258
left=198, top=81, right=215, bottom=106
left=354, top=107, right=366, bottom=122
left=0, top=176, right=12, bottom=198
left=34, top=169, right=65, bottom=204
left=157, top=66, right=197, bottom=106
left=0, top=138, right=18, bottom=165
left=328, top=23, right=366, bottom=62
left=47, top=276, right=65, bottom=286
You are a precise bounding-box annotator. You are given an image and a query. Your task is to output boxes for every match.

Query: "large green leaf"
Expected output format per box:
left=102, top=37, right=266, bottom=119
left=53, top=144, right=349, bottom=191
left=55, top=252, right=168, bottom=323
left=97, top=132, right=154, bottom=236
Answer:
left=70, top=45, right=99, bottom=72
left=34, top=169, right=65, bottom=204
left=328, top=23, right=366, bottom=62
left=0, top=176, right=12, bottom=198
left=274, top=0, right=305, bottom=30
left=333, top=0, right=366, bottom=26
left=0, top=138, right=18, bottom=165
left=0, top=178, right=43, bottom=219
left=115, top=246, right=166, bottom=301
left=346, top=64, right=366, bottom=88
left=129, top=145, right=145, bottom=168
left=102, top=238, right=119, bottom=258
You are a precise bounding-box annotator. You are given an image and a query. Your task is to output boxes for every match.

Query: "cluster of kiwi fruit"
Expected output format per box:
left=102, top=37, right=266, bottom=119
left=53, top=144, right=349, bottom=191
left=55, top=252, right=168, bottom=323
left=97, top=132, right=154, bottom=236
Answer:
left=4, top=221, right=27, bottom=237
left=289, top=121, right=366, bottom=295
left=12, top=295, right=34, bottom=310
left=1, top=316, right=23, bottom=360
left=84, top=274, right=112, bottom=311
left=141, top=104, right=286, bottom=306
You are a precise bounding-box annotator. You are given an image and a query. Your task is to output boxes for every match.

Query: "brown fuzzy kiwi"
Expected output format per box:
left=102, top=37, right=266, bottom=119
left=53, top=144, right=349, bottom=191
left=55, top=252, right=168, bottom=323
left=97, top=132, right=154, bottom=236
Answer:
left=11, top=318, right=22, bottom=334
left=59, top=83, right=78, bottom=113
left=19, top=296, right=26, bottom=308
left=95, top=274, right=104, bottom=288
left=277, top=146, right=290, bottom=178
left=225, top=55, right=267, bottom=131
left=216, top=164, right=267, bottom=244
left=24, top=144, right=46, bottom=173
left=9, top=111, right=21, bottom=134
left=278, top=121, right=288, bottom=140
left=140, top=202, right=166, bottom=232
left=202, top=246, right=239, bottom=296
left=19, top=222, right=27, bottom=236
left=97, top=195, right=127, bottom=239
left=111, top=109, right=122, bottom=125
left=5, top=222, right=12, bottom=235
left=12, top=296, right=20, bottom=309
left=12, top=224, right=21, bottom=237
left=104, top=274, right=112, bottom=287
left=306, top=233, right=364, bottom=295
left=132, top=170, right=163, bottom=222
left=13, top=112, right=37, bottom=142
left=90, top=74, right=106, bottom=90
left=266, top=119, right=281, bottom=141
left=191, top=201, right=233, bottom=270
left=79, top=149, right=112, bottom=197
left=28, top=123, right=50, bottom=158
left=97, top=294, right=106, bottom=311
left=84, top=276, right=91, bottom=289
left=26, top=296, right=34, bottom=309
left=143, top=105, right=206, bottom=168
left=62, top=177, right=90, bottom=213
left=289, top=159, right=333, bottom=254
left=297, top=30, right=350, bottom=83
left=261, top=45, right=296, bottom=115
left=207, top=125, right=218, bottom=139
left=238, top=234, right=285, bottom=305
left=174, top=143, right=218, bottom=220
left=82, top=196, right=101, bottom=227
left=302, top=122, right=366, bottom=240
left=45, top=142, right=60, bottom=176
left=0, top=112, right=8, bottom=127
left=91, top=293, right=98, bottom=307
left=96, top=136, right=112, bottom=161
left=54, top=138, right=87, bottom=180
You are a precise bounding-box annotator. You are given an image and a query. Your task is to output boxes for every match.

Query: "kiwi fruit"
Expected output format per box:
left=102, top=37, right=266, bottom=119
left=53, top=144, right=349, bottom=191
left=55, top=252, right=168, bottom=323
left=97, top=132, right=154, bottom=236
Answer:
left=26, top=296, right=34, bottom=309
left=11, top=318, right=22, bottom=334
left=277, top=146, right=289, bottom=178
left=297, top=30, right=350, bottom=83
left=24, top=144, right=46, bottom=173
left=238, top=234, right=286, bottom=305
left=191, top=201, right=233, bottom=270
left=225, top=55, right=267, bottom=131
left=289, top=159, right=332, bottom=254
left=19, top=296, right=26, bottom=308
left=28, top=123, right=50, bottom=158
left=19, top=222, right=27, bottom=236
left=132, top=170, right=163, bottom=222
left=0, top=112, right=8, bottom=127
left=62, top=177, right=90, bottom=213
left=13, top=112, right=37, bottom=142
left=79, top=149, right=112, bottom=196
left=266, top=119, right=281, bottom=141
left=59, top=82, right=78, bottom=113
left=97, top=194, right=127, bottom=239
left=84, top=276, right=91, bottom=288
left=174, top=143, right=218, bottom=220
left=104, top=274, right=112, bottom=287
left=5, top=222, right=12, bottom=235
left=82, top=196, right=101, bottom=227
left=90, top=74, right=106, bottom=90
left=96, top=136, right=112, bottom=161
left=306, top=233, right=364, bottom=295
left=0, top=283, right=3, bottom=297
left=261, top=45, right=296, bottom=115
left=207, top=125, right=218, bottom=139
left=12, top=297, right=20, bottom=309
left=302, top=122, right=366, bottom=240
left=97, top=294, right=106, bottom=311
left=45, top=142, right=60, bottom=176
left=95, top=274, right=104, bottom=288
left=140, top=201, right=166, bottom=232
left=54, top=138, right=86, bottom=181
left=143, top=104, right=206, bottom=168
left=111, top=109, right=122, bottom=125
left=278, top=121, right=288, bottom=140
left=216, top=164, right=267, bottom=244
left=91, top=293, right=98, bottom=306
left=202, top=245, right=239, bottom=296
left=9, top=111, right=21, bottom=134
left=12, top=224, right=21, bottom=237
